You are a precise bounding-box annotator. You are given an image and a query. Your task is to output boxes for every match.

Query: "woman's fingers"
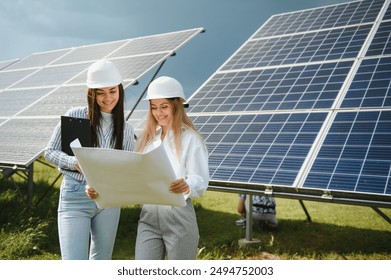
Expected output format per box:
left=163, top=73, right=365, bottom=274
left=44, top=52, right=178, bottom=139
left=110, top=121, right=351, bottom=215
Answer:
left=85, top=185, right=99, bottom=199
left=170, top=178, right=189, bottom=194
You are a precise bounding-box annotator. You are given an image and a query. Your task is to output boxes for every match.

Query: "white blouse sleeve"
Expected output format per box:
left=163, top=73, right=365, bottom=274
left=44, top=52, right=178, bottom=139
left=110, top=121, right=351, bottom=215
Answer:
left=184, top=133, right=209, bottom=199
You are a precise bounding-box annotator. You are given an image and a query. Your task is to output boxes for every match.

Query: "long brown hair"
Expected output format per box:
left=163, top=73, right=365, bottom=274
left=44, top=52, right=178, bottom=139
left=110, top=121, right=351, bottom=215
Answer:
left=136, top=97, right=198, bottom=158
left=87, top=84, right=125, bottom=150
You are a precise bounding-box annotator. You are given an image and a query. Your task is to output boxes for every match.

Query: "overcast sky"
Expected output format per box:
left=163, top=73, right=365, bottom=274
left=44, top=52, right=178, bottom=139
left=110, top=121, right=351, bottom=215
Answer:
left=0, top=0, right=351, bottom=96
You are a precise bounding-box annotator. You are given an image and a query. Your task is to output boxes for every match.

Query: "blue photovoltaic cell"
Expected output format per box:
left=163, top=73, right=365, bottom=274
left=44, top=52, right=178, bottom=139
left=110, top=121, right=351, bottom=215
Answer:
left=304, top=111, right=391, bottom=195
left=221, top=25, right=371, bottom=71
left=189, top=60, right=353, bottom=113
left=194, top=112, right=327, bottom=186
left=365, top=21, right=391, bottom=57
left=253, top=0, right=384, bottom=38
left=383, top=2, right=391, bottom=20
left=341, top=57, right=391, bottom=108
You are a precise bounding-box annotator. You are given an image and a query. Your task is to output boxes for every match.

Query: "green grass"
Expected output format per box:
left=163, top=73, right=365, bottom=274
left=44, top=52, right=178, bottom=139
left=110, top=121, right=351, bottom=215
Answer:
left=1, top=158, right=390, bottom=260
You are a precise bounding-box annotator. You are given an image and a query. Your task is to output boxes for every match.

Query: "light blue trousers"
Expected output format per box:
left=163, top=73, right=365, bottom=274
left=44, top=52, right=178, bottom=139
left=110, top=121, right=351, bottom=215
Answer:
left=58, top=175, right=120, bottom=260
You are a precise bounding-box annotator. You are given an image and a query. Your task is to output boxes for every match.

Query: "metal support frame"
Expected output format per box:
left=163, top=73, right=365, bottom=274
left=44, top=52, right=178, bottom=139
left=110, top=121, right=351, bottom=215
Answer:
left=0, top=165, right=24, bottom=198
left=126, top=59, right=167, bottom=121
left=239, top=194, right=261, bottom=247
left=299, top=200, right=312, bottom=223
left=35, top=173, right=62, bottom=207
left=1, top=159, right=60, bottom=207
left=245, top=194, right=254, bottom=240
left=1, top=163, right=33, bottom=206
left=372, top=207, right=391, bottom=224
left=207, top=181, right=391, bottom=228
left=241, top=196, right=313, bottom=245
left=27, top=163, right=33, bottom=205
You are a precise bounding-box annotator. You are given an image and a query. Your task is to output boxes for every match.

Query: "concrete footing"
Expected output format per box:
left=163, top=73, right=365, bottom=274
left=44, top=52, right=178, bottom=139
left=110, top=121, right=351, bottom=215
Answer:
left=238, top=238, right=261, bottom=248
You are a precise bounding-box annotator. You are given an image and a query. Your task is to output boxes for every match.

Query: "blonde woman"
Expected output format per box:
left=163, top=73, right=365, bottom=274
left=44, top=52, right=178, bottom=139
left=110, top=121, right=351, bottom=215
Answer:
left=135, top=76, right=209, bottom=260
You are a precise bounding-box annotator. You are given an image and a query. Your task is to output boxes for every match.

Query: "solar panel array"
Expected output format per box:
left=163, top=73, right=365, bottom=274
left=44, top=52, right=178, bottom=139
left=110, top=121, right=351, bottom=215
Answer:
left=186, top=0, right=391, bottom=205
left=0, top=59, right=19, bottom=71
left=0, top=28, right=204, bottom=167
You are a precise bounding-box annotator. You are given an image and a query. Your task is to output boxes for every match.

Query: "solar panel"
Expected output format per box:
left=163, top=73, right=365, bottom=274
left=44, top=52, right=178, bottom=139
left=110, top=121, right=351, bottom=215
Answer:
left=304, top=110, right=391, bottom=195
left=66, top=53, right=173, bottom=86
left=253, top=0, right=384, bottom=38
left=5, top=50, right=71, bottom=70
left=186, top=0, right=391, bottom=206
left=52, top=41, right=126, bottom=65
left=221, top=25, right=371, bottom=70
left=193, top=112, right=327, bottom=186
left=341, top=57, right=391, bottom=108
left=106, top=29, right=204, bottom=57
left=0, top=28, right=204, bottom=167
left=0, top=59, right=19, bottom=71
left=366, top=21, right=391, bottom=56
left=11, top=63, right=91, bottom=88
left=189, top=61, right=354, bottom=113
left=17, top=86, right=86, bottom=117
left=0, top=88, right=54, bottom=117
left=0, top=118, right=59, bottom=166
left=0, top=68, right=37, bottom=89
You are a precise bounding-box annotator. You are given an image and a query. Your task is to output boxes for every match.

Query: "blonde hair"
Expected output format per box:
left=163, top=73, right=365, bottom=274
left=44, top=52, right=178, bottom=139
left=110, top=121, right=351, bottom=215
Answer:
left=136, top=98, right=199, bottom=158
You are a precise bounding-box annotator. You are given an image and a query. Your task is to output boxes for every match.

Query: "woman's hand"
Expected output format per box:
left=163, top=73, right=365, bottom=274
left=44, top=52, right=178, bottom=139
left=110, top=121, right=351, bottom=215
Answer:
left=75, top=162, right=83, bottom=173
left=170, top=178, right=190, bottom=194
left=85, top=185, right=99, bottom=199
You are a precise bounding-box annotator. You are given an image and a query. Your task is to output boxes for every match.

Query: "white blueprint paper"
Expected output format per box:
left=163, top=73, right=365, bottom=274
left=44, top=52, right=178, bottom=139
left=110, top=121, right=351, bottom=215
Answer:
left=70, top=139, right=186, bottom=208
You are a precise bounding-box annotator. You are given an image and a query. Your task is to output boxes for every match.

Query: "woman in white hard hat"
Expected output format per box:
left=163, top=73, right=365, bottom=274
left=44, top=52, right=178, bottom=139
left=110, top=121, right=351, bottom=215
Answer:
left=44, top=59, right=134, bottom=260
left=134, top=76, right=209, bottom=260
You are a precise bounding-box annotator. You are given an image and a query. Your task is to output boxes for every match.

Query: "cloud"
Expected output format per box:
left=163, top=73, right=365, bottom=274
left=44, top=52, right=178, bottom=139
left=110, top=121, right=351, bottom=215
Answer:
left=0, top=0, right=350, bottom=94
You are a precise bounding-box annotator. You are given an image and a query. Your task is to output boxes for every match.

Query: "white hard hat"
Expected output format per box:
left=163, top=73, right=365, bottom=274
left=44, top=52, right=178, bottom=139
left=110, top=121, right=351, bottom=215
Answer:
left=144, top=76, right=186, bottom=100
left=86, top=59, right=122, bottom=88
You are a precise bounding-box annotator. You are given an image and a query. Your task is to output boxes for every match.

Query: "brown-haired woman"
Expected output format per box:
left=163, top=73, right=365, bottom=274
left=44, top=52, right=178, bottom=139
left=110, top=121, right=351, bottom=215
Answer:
left=45, top=60, right=134, bottom=260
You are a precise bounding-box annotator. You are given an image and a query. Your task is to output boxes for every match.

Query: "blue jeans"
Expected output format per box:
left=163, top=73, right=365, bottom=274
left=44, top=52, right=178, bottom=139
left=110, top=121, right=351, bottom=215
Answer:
left=58, top=175, right=120, bottom=260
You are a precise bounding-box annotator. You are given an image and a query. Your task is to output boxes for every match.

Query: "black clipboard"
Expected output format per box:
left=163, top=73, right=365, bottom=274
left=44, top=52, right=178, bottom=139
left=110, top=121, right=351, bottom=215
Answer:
left=61, top=116, right=92, bottom=156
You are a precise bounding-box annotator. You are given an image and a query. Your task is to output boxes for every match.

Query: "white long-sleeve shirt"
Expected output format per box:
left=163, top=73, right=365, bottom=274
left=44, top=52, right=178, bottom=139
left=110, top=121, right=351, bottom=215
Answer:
left=143, top=126, right=209, bottom=199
